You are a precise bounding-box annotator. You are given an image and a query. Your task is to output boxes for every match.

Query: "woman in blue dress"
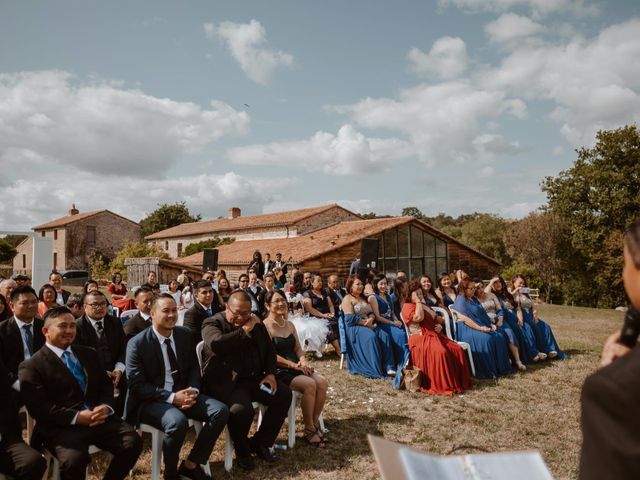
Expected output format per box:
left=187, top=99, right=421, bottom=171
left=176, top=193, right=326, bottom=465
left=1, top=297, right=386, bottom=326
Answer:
left=368, top=273, right=408, bottom=370
left=510, top=275, right=565, bottom=360
left=488, top=277, right=545, bottom=364
left=436, top=273, right=458, bottom=308
left=340, top=275, right=395, bottom=378
left=451, top=278, right=513, bottom=379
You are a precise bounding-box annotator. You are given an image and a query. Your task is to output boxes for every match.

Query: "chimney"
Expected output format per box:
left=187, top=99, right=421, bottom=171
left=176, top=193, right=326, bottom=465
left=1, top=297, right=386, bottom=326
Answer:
left=68, top=203, right=79, bottom=216
left=228, top=207, right=241, bottom=219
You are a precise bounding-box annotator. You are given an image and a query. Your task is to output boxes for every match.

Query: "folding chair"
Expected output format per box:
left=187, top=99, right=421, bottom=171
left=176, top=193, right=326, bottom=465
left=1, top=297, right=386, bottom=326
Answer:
left=119, top=309, right=139, bottom=327
left=18, top=406, right=34, bottom=442
left=441, top=307, right=476, bottom=376
left=43, top=445, right=104, bottom=480
left=337, top=311, right=348, bottom=370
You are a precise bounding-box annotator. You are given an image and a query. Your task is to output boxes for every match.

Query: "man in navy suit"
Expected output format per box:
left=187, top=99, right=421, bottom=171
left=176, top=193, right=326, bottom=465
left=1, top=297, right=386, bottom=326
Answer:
left=0, top=286, right=46, bottom=405
left=183, top=280, right=224, bottom=344
left=19, top=306, right=142, bottom=480
left=126, top=294, right=228, bottom=480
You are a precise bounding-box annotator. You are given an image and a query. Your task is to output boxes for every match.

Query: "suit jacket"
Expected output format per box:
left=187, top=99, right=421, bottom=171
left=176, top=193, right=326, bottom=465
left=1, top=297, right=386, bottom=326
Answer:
left=0, top=316, right=45, bottom=384
left=125, top=326, right=200, bottom=425
left=244, top=285, right=266, bottom=317
left=273, top=260, right=288, bottom=276
left=0, top=357, right=22, bottom=441
left=74, top=314, right=126, bottom=370
left=328, top=287, right=347, bottom=311
left=18, top=344, right=114, bottom=439
left=183, top=301, right=223, bottom=344
left=123, top=312, right=152, bottom=341
left=263, top=260, right=274, bottom=274
left=201, top=312, right=276, bottom=401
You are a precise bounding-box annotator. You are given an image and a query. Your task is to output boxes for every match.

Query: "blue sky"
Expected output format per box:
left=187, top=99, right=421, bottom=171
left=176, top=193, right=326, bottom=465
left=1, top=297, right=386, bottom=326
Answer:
left=1, top=0, right=639, bottom=230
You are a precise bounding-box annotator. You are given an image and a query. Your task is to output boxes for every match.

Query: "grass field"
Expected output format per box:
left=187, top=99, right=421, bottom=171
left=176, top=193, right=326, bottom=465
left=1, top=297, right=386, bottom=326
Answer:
left=86, top=304, right=622, bottom=480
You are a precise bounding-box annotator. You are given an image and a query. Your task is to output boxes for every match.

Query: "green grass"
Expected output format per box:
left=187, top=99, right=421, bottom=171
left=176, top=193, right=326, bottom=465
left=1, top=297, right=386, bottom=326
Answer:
left=86, top=304, right=622, bottom=480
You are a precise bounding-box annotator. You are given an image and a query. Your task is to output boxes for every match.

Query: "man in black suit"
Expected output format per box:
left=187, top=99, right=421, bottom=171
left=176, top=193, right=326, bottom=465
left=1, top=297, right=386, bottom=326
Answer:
left=349, top=256, right=360, bottom=276
left=201, top=291, right=292, bottom=471
left=74, top=291, right=127, bottom=415
left=123, top=286, right=153, bottom=340
left=49, top=271, right=71, bottom=305
left=126, top=294, right=228, bottom=480
left=0, top=357, right=46, bottom=480
left=273, top=253, right=287, bottom=276
left=242, top=270, right=265, bottom=317
left=19, top=306, right=142, bottom=480
left=263, top=253, right=273, bottom=275
left=327, top=274, right=346, bottom=312
left=183, top=280, right=224, bottom=344
left=0, top=286, right=45, bottom=405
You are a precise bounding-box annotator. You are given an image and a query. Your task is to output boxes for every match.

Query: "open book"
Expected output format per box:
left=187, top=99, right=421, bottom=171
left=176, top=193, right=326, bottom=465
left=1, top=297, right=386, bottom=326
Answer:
left=368, top=435, right=555, bottom=480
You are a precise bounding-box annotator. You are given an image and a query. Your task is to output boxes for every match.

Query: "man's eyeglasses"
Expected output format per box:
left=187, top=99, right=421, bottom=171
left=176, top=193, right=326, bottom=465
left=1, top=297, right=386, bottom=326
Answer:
left=86, top=302, right=107, bottom=308
left=227, top=307, right=251, bottom=321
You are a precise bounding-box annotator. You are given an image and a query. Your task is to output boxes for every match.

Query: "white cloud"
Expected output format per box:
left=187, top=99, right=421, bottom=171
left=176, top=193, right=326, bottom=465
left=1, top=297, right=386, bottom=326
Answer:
left=483, top=18, right=640, bottom=146
left=331, top=82, right=526, bottom=165
left=0, top=171, right=292, bottom=231
left=227, top=124, right=414, bottom=175
left=207, top=20, right=293, bottom=85
left=0, top=71, right=249, bottom=176
left=438, top=0, right=598, bottom=17
left=407, top=36, right=468, bottom=80
left=485, top=13, right=544, bottom=43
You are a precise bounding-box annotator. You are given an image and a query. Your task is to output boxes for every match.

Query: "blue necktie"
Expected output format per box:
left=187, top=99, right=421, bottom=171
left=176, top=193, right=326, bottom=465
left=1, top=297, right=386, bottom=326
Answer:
left=63, top=351, right=87, bottom=393
left=22, top=324, right=34, bottom=356
left=206, top=307, right=212, bottom=316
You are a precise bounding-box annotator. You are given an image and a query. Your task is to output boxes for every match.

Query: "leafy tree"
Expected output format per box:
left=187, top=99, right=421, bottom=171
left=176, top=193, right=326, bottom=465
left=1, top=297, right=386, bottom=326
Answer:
left=359, top=212, right=392, bottom=220
left=140, top=202, right=202, bottom=237
left=110, top=241, right=169, bottom=280
left=401, top=207, right=424, bottom=218
left=0, top=239, right=17, bottom=264
left=503, top=212, right=570, bottom=302
left=182, top=237, right=235, bottom=257
left=3, top=235, right=27, bottom=248
left=458, top=214, right=511, bottom=264
left=542, top=125, right=640, bottom=307
left=88, top=251, right=111, bottom=282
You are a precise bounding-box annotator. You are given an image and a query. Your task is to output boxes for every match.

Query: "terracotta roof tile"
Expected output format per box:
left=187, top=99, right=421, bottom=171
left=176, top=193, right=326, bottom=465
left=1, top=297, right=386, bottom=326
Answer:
left=176, top=217, right=412, bottom=266
left=33, top=210, right=140, bottom=230
left=145, top=204, right=350, bottom=240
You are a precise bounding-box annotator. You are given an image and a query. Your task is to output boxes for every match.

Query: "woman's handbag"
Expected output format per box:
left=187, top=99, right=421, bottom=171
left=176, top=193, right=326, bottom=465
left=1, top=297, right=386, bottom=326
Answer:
left=400, top=364, right=423, bottom=392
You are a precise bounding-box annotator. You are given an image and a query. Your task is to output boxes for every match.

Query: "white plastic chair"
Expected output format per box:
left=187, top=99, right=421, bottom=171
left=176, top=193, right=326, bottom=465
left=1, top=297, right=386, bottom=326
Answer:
left=434, top=307, right=476, bottom=376
left=18, top=406, right=34, bottom=442
left=139, top=420, right=212, bottom=480
left=287, top=391, right=327, bottom=448
left=120, top=309, right=139, bottom=324
left=43, top=445, right=104, bottom=480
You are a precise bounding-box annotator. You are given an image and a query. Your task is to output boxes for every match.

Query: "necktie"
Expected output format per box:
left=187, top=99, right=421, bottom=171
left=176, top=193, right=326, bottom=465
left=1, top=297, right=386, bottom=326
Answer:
left=22, top=324, right=34, bottom=356
left=95, top=321, right=104, bottom=337
left=63, top=351, right=87, bottom=393
left=164, top=338, right=181, bottom=392
left=206, top=307, right=212, bottom=316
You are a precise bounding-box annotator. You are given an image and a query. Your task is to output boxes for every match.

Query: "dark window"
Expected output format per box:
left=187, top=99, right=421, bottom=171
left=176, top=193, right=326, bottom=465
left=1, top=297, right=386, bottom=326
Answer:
left=22, top=254, right=26, bottom=269
left=397, top=226, right=409, bottom=258
left=425, top=258, right=436, bottom=280
left=398, top=258, right=410, bottom=276
left=424, top=233, right=436, bottom=257
left=410, top=226, right=423, bottom=258
left=410, top=259, right=423, bottom=278
left=41, top=231, right=45, bottom=237
left=436, top=239, right=447, bottom=258
left=165, top=241, right=169, bottom=250
left=437, top=257, right=449, bottom=277
left=54, top=229, right=58, bottom=240
left=87, top=226, right=96, bottom=247
left=383, top=230, right=397, bottom=258
left=53, top=252, right=57, bottom=270
left=177, top=243, right=183, bottom=256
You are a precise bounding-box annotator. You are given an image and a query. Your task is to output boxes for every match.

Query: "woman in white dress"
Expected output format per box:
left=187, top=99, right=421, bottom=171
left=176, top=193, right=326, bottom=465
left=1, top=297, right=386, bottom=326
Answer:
left=286, top=271, right=329, bottom=358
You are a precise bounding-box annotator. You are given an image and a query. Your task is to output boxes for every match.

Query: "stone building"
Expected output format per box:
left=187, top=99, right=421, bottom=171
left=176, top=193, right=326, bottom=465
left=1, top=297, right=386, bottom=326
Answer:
left=13, top=205, right=141, bottom=276
left=145, top=204, right=360, bottom=258
left=172, top=214, right=501, bottom=282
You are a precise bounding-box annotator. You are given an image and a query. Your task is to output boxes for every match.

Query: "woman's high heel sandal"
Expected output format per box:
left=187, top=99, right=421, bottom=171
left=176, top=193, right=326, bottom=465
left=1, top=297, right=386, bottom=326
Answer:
left=304, top=428, right=326, bottom=448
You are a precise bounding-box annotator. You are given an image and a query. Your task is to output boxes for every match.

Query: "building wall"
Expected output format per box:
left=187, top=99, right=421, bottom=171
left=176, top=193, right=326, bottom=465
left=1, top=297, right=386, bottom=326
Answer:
left=295, top=207, right=360, bottom=235
left=12, top=237, right=33, bottom=276
left=64, top=212, right=141, bottom=269
left=33, top=228, right=67, bottom=270
left=155, top=226, right=291, bottom=259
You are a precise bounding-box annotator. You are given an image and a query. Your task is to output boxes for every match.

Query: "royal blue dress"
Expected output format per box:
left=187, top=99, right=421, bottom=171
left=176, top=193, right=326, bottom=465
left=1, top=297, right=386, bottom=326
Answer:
left=515, top=294, right=566, bottom=359
left=372, top=293, right=408, bottom=369
left=452, top=296, right=513, bottom=379
left=494, top=295, right=540, bottom=364
left=343, top=302, right=394, bottom=378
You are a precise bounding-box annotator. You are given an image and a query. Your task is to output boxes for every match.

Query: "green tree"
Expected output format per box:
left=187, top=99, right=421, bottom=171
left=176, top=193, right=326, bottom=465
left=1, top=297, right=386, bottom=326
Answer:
left=110, top=241, right=169, bottom=279
left=140, top=202, right=202, bottom=237
left=503, top=212, right=570, bottom=302
left=0, top=239, right=17, bottom=264
left=401, top=207, right=424, bottom=218
left=182, top=237, right=235, bottom=257
left=542, top=125, right=640, bottom=307
left=457, top=213, right=511, bottom=264
left=3, top=235, right=27, bottom=248
left=88, top=251, right=111, bottom=282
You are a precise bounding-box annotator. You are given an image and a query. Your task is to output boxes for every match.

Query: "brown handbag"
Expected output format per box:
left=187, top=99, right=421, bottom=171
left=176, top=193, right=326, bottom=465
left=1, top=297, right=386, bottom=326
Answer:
left=400, top=364, right=423, bottom=392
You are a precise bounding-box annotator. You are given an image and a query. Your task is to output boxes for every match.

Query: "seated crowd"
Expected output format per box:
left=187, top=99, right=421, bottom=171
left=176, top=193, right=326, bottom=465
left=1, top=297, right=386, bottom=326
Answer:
left=0, top=251, right=564, bottom=480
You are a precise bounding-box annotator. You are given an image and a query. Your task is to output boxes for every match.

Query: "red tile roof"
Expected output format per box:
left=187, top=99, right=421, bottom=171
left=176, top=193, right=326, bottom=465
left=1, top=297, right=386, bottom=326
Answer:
left=33, top=210, right=139, bottom=230
left=145, top=204, right=353, bottom=240
left=176, top=216, right=501, bottom=267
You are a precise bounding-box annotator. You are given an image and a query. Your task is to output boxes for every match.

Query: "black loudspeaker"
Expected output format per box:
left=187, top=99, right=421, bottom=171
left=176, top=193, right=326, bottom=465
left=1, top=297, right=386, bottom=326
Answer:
left=359, top=238, right=379, bottom=271
left=202, top=248, right=219, bottom=272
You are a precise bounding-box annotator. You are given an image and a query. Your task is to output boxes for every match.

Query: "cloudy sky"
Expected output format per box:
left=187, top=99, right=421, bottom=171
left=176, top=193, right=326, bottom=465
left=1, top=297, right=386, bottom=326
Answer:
left=1, top=0, right=639, bottom=231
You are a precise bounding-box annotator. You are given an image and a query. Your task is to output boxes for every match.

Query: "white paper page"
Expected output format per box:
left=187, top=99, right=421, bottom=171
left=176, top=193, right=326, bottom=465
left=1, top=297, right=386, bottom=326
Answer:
left=400, top=449, right=470, bottom=480
left=466, top=451, right=555, bottom=480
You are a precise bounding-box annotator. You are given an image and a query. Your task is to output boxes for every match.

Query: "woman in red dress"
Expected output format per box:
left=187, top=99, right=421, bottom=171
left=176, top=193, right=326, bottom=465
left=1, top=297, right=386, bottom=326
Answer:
left=401, top=280, right=471, bottom=396
left=107, top=272, right=134, bottom=312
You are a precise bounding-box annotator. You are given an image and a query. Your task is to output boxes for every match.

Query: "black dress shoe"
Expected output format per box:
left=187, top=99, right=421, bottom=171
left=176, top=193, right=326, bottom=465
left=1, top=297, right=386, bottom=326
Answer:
left=250, top=444, right=277, bottom=463
left=237, top=456, right=256, bottom=471
left=177, top=461, right=211, bottom=480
